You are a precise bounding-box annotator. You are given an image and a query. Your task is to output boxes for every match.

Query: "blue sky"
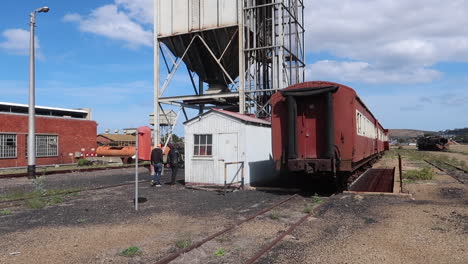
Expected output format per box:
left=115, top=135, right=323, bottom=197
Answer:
left=1, top=0, right=467, bottom=135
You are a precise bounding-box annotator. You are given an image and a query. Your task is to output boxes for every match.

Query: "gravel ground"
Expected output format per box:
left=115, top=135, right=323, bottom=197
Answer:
left=1, top=153, right=467, bottom=264
left=0, top=169, right=291, bottom=264
left=256, top=155, right=468, bottom=264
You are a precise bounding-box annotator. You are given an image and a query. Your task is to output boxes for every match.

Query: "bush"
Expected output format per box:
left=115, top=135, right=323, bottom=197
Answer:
left=404, top=167, right=434, bottom=181
left=175, top=239, right=192, bottom=249
left=120, top=246, right=141, bottom=257
left=77, top=159, right=92, bottom=167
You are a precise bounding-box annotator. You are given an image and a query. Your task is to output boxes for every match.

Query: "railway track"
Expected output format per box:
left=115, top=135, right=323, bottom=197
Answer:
left=0, top=180, right=150, bottom=210
left=154, top=194, right=328, bottom=264
left=0, top=164, right=149, bottom=179
left=423, top=159, right=467, bottom=184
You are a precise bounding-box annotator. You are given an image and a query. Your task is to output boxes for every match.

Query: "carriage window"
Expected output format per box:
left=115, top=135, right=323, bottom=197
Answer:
left=194, top=134, right=212, bottom=156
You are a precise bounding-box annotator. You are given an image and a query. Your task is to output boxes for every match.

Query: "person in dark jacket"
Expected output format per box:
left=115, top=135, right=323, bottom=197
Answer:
left=150, top=144, right=163, bottom=187
left=167, top=144, right=180, bottom=185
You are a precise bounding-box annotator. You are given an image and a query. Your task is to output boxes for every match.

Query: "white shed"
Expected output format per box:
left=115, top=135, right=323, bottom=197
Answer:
left=184, top=109, right=275, bottom=186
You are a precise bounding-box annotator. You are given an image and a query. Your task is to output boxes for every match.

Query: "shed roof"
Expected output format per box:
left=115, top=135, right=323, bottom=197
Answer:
left=184, top=109, right=271, bottom=126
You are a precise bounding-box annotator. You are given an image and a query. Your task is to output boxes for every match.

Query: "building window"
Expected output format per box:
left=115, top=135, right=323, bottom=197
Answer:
left=0, top=134, right=17, bottom=158
left=194, top=134, right=212, bottom=156
left=26, top=135, right=59, bottom=157
left=36, top=135, right=58, bottom=157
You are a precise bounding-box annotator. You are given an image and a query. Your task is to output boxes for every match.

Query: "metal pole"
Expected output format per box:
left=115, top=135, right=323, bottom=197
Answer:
left=398, top=154, right=403, bottom=193
left=154, top=0, right=161, bottom=148
left=135, top=132, right=139, bottom=210
left=224, top=162, right=227, bottom=195
left=27, top=12, right=36, bottom=178
left=238, top=0, right=245, bottom=114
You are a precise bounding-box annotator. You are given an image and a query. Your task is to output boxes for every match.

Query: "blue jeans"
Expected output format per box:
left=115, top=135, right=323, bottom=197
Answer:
left=152, top=163, right=162, bottom=185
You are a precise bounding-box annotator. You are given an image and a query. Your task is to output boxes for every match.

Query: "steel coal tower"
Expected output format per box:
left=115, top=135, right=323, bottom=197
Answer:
left=153, top=0, right=305, bottom=145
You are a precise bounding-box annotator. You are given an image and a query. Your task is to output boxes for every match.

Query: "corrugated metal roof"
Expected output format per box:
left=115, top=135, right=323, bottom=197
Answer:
left=212, top=109, right=271, bottom=126
left=0, top=102, right=89, bottom=113
left=184, top=109, right=271, bottom=127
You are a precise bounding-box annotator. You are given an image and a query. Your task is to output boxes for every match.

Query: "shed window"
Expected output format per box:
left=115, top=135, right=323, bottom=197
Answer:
left=194, top=134, right=212, bottom=156
left=0, top=134, right=17, bottom=158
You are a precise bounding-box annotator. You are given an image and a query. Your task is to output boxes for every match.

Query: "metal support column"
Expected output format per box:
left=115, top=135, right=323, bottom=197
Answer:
left=238, top=0, right=245, bottom=114
left=28, top=11, right=36, bottom=178
left=154, top=0, right=161, bottom=147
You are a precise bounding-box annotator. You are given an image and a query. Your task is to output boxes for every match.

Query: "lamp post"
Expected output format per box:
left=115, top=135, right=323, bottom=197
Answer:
left=28, top=6, right=49, bottom=178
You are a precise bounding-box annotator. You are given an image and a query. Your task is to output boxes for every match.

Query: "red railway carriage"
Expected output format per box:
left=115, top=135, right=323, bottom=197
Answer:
left=271, top=81, right=388, bottom=176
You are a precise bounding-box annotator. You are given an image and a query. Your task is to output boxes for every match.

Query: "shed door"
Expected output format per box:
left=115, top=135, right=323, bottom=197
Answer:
left=218, top=133, right=240, bottom=184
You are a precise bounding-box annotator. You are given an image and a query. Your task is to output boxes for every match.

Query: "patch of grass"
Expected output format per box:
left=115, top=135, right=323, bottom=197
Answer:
left=0, top=209, right=12, bottom=215
left=77, top=218, right=87, bottom=223
left=25, top=198, right=46, bottom=209
left=404, top=167, right=434, bottom=181
left=303, top=206, right=313, bottom=214
left=311, top=195, right=324, bottom=204
left=47, top=195, right=64, bottom=205
left=120, top=246, right=141, bottom=257
left=77, top=158, right=92, bottom=167
left=268, top=211, right=281, bottom=220
left=0, top=188, right=82, bottom=202
left=175, top=239, right=192, bottom=249
left=214, top=248, right=226, bottom=257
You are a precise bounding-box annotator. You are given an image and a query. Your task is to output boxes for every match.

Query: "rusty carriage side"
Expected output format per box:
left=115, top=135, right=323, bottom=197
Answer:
left=271, top=81, right=389, bottom=189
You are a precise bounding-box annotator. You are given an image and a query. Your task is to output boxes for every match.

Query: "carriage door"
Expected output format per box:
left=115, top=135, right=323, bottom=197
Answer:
left=297, top=96, right=325, bottom=159
left=218, top=133, right=240, bottom=184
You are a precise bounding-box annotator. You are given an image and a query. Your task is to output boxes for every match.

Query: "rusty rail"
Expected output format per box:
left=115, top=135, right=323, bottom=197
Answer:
left=0, top=180, right=150, bottom=207
left=244, top=201, right=328, bottom=264
left=154, top=194, right=298, bottom=264
left=0, top=164, right=150, bottom=179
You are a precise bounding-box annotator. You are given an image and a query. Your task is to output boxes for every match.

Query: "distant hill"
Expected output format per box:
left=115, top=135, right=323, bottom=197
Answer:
left=442, top=128, right=468, bottom=143
left=388, top=128, right=468, bottom=143
left=388, top=129, right=433, bottom=139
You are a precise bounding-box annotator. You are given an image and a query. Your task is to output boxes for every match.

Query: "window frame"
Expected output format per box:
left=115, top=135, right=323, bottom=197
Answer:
left=0, top=134, right=17, bottom=159
left=193, top=134, right=213, bottom=157
left=26, top=134, right=59, bottom=158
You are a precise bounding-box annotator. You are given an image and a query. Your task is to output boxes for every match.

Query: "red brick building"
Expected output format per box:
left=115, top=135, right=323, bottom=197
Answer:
left=0, top=102, right=97, bottom=168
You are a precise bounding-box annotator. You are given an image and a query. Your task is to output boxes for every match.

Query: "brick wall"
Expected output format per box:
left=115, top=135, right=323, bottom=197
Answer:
left=0, top=113, right=97, bottom=168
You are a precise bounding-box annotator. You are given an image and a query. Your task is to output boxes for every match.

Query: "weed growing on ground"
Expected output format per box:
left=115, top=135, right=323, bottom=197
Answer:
left=25, top=198, right=46, bottom=209
left=47, top=195, right=64, bottom=205
left=0, top=209, right=12, bottom=215
left=77, top=158, right=92, bottom=167
left=303, top=206, right=313, bottom=214
left=311, top=195, right=324, bottom=204
left=175, top=239, right=192, bottom=249
left=214, top=248, right=226, bottom=257
left=32, top=176, right=47, bottom=195
left=77, top=218, right=87, bottom=223
left=404, top=167, right=434, bottom=181
left=268, top=211, right=281, bottom=220
left=120, top=246, right=141, bottom=257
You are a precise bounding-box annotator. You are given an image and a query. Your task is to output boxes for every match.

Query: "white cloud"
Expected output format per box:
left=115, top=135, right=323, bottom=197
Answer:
left=0, top=29, right=40, bottom=56
left=115, top=0, right=153, bottom=24
left=306, top=60, right=442, bottom=84
left=64, top=4, right=152, bottom=48
left=304, top=0, right=468, bottom=83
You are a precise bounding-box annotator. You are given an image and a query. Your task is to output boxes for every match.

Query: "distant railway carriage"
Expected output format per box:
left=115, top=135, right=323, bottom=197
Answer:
left=271, top=81, right=388, bottom=188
